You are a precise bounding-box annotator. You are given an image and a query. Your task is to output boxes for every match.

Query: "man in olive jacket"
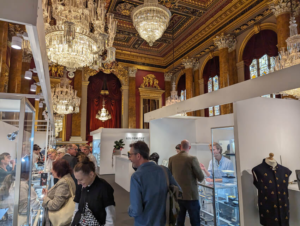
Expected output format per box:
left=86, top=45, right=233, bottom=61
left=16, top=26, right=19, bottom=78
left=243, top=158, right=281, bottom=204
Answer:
left=168, top=139, right=204, bottom=226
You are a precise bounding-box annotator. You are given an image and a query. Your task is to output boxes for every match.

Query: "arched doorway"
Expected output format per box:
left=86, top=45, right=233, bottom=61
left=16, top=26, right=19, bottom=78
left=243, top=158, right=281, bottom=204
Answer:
left=86, top=72, right=122, bottom=142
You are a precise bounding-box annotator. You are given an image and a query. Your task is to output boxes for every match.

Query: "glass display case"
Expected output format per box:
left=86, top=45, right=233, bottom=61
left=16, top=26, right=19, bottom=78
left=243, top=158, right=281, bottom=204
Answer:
left=93, top=139, right=100, bottom=168
left=0, top=94, right=39, bottom=226
left=198, top=127, right=240, bottom=226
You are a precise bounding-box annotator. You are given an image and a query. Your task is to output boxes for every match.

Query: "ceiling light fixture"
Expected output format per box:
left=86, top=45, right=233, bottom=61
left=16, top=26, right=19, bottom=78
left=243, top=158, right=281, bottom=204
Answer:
left=96, top=99, right=111, bottom=122
left=43, top=0, right=118, bottom=78
left=131, top=0, right=171, bottom=46
left=52, top=69, right=81, bottom=115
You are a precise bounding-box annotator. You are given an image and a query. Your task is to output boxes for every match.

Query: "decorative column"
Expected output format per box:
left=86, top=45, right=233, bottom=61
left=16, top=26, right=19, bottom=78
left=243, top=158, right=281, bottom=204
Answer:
left=270, top=0, right=291, bottom=50
left=0, top=21, right=9, bottom=93
left=20, top=40, right=32, bottom=94
left=199, top=79, right=205, bottom=117
left=70, top=70, right=82, bottom=141
left=193, top=61, right=201, bottom=116
left=164, top=72, right=172, bottom=102
left=128, top=67, right=137, bottom=128
left=295, top=6, right=300, bottom=34
left=182, top=58, right=195, bottom=116
left=228, top=40, right=238, bottom=85
left=236, top=61, right=245, bottom=83
left=214, top=33, right=235, bottom=114
left=81, top=79, right=89, bottom=141
left=121, top=85, right=129, bottom=128
left=8, top=25, right=24, bottom=93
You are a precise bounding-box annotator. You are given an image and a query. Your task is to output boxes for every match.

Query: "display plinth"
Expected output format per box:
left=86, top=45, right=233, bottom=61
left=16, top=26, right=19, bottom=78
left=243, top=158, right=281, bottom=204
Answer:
left=115, top=156, right=135, bottom=192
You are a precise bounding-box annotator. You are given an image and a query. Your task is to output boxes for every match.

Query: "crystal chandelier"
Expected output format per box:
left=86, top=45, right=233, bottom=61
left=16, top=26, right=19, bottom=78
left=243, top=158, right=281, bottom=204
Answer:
left=54, top=114, right=64, bottom=137
left=131, top=0, right=171, bottom=46
left=52, top=70, right=81, bottom=114
left=274, top=15, right=300, bottom=98
left=166, top=80, right=180, bottom=106
left=43, top=0, right=118, bottom=78
left=96, top=99, right=111, bottom=122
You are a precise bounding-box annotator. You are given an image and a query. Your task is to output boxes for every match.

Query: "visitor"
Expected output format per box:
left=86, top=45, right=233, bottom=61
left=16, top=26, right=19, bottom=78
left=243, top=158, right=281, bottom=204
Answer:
left=149, top=152, right=159, bottom=164
left=80, top=145, right=97, bottom=171
left=128, top=141, right=179, bottom=225
left=72, top=157, right=116, bottom=226
left=42, top=159, right=76, bottom=226
left=56, top=148, right=66, bottom=160
left=62, top=144, right=78, bottom=169
left=0, top=153, right=15, bottom=183
left=175, top=144, right=181, bottom=154
left=43, top=149, right=57, bottom=173
left=76, top=151, right=87, bottom=163
left=168, top=139, right=204, bottom=226
left=200, top=142, right=234, bottom=182
left=32, top=144, right=41, bottom=170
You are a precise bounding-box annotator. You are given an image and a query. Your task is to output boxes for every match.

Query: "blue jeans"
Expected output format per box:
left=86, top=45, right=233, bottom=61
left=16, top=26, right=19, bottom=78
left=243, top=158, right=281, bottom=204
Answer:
left=177, top=200, right=200, bottom=226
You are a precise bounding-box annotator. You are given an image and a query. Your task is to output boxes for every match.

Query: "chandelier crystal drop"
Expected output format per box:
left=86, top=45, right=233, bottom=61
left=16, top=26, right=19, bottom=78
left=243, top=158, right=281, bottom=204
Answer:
left=131, top=0, right=171, bottom=46
left=96, top=99, right=111, bottom=122
left=52, top=70, right=81, bottom=115
left=43, top=0, right=118, bottom=77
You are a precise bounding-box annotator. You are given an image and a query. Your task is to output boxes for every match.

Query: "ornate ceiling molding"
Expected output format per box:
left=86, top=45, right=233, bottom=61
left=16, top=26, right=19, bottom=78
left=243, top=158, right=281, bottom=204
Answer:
left=182, top=58, right=196, bottom=69
left=269, top=0, right=292, bottom=17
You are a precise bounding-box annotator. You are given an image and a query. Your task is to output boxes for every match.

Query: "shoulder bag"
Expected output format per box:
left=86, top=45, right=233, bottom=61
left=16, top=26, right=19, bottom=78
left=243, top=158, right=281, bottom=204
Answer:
left=49, top=178, right=75, bottom=226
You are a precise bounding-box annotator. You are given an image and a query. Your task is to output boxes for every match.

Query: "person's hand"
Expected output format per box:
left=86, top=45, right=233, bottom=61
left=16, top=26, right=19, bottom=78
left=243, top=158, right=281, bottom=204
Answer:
left=42, top=188, right=48, bottom=196
left=200, top=163, right=206, bottom=171
left=206, top=178, right=213, bottom=182
left=10, top=160, right=15, bottom=165
left=38, top=171, right=43, bottom=174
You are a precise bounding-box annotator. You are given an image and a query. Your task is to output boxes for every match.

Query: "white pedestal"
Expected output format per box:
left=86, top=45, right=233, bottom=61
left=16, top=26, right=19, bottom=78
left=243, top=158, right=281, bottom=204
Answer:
left=115, top=155, right=135, bottom=192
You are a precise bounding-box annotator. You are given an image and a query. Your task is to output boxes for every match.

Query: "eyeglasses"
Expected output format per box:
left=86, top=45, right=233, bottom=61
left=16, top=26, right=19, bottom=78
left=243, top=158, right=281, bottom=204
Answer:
left=128, top=152, right=137, bottom=158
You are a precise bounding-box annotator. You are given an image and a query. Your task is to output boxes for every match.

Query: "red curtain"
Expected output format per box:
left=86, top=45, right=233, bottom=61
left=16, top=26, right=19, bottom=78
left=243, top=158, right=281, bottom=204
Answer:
left=86, top=72, right=122, bottom=142
left=177, top=74, right=186, bottom=97
left=203, top=56, right=220, bottom=117
left=243, top=30, right=278, bottom=80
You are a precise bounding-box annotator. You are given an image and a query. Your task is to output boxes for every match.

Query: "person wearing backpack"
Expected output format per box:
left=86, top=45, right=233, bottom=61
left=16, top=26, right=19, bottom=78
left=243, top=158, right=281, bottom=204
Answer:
left=168, top=140, right=205, bottom=226
left=128, top=141, right=180, bottom=226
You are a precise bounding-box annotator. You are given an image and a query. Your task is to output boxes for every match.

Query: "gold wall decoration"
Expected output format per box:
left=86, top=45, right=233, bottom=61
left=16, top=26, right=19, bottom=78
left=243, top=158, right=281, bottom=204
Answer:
left=116, top=3, right=135, bottom=16
left=49, top=64, right=64, bottom=77
left=140, top=74, right=161, bottom=89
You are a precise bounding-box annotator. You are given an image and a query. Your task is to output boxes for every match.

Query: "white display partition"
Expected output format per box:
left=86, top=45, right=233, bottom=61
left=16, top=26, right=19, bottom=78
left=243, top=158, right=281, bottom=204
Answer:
left=90, top=128, right=150, bottom=175
left=149, top=115, right=233, bottom=166
left=34, top=131, right=47, bottom=150
left=234, top=97, right=300, bottom=226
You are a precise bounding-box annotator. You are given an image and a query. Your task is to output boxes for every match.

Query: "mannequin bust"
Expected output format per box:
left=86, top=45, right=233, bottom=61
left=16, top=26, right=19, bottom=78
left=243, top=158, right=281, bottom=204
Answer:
left=253, top=153, right=278, bottom=181
left=265, top=153, right=277, bottom=170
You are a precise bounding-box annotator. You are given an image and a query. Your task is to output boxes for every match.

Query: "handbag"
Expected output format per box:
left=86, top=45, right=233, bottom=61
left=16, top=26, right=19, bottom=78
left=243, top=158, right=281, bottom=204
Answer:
left=48, top=178, right=75, bottom=226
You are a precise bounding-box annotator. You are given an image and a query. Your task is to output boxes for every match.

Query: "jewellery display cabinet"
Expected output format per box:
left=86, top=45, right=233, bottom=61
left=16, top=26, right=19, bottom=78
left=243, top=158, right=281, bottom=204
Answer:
left=198, top=127, right=240, bottom=226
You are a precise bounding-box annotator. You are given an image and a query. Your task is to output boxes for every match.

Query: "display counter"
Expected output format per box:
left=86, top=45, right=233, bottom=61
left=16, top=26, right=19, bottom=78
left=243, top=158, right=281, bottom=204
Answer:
left=115, top=155, right=135, bottom=192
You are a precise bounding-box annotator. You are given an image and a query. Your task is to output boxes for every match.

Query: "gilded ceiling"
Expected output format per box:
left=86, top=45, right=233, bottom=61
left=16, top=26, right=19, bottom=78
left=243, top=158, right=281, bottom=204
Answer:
left=108, top=0, right=233, bottom=57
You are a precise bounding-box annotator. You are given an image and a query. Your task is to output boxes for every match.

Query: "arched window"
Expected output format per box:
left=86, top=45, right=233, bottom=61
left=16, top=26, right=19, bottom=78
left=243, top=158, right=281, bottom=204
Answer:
left=208, top=76, right=220, bottom=117
left=250, top=54, right=276, bottom=98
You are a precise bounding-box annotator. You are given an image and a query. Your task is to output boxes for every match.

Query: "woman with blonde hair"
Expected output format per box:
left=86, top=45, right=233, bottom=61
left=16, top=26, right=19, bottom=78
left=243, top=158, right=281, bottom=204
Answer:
left=44, top=149, right=57, bottom=173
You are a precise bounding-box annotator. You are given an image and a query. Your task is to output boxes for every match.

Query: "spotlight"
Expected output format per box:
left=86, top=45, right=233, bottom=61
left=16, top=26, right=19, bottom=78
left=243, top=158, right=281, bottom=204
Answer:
left=11, top=36, right=23, bottom=49
left=24, top=70, right=32, bottom=80
left=30, top=84, right=37, bottom=92
left=35, top=96, right=40, bottom=101
left=39, top=102, right=43, bottom=108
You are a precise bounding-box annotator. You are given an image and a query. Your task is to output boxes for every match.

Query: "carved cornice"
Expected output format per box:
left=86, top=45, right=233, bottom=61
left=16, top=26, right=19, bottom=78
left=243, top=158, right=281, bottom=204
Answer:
left=182, top=58, right=196, bottom=69
left=214, top=33, right=236, bottom=50
left=269, top=0, right=292, bottom=17
left=164, top=72, right=173, bottom=81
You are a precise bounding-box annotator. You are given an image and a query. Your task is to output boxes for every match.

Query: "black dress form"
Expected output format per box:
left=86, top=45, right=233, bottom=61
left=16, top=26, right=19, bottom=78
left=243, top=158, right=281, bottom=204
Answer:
left=252, top=159, right=292, bottom=226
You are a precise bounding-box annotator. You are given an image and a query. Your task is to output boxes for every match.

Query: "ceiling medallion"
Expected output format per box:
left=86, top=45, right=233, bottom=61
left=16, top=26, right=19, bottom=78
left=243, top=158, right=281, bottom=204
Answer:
left=131, top=0, right=172, bottom=46
left=52, top=70, right=81, bottom=115
left=116, top=3, right=135, bottom=16
left=43, top=0, right=118, bottom=78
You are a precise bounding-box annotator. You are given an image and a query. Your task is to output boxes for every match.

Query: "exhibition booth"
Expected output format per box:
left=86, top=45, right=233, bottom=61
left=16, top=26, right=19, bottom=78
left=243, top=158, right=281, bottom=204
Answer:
left=90, top=128, right=149, bottom=191
left=145, top=64, right=300, bottom=226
